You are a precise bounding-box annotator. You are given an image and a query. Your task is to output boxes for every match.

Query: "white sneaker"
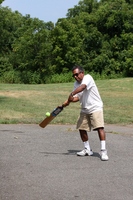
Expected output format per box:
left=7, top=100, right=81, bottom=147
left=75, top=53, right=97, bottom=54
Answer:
left=100, top=150, right=109, bottom=161
left=77, top=149, right=93, bottom=156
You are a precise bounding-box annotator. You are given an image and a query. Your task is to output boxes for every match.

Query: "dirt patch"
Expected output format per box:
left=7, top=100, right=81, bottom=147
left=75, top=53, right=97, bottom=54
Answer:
left=0, top=91, right=43, bottom=98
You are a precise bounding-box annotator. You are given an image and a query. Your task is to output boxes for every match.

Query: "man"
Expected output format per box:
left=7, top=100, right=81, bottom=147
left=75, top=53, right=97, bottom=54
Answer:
left=63, top=65, right=109, bottom=161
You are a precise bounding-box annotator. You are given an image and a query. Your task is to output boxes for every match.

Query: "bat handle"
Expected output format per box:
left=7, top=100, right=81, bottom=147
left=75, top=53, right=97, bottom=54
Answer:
left=62, top=102, right=69, bottom=107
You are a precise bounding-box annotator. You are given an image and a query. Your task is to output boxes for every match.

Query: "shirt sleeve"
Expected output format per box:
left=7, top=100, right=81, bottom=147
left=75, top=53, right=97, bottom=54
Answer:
left=73, top=81, right=83, bottom=99
left=81, top=74, right=94, bottom=90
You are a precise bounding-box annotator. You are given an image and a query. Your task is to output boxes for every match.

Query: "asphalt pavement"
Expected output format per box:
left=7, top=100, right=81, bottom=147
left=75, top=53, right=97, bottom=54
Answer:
left=0, top=124, right=133, bottom=200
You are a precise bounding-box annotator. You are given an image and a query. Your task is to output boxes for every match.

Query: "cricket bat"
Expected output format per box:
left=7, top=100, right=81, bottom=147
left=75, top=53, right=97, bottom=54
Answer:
left=39, top=106, right=64, bottom=128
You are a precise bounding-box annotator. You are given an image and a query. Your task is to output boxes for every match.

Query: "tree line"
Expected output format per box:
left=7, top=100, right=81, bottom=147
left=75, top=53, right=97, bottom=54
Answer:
left=0, top=0, right=133, bottom=84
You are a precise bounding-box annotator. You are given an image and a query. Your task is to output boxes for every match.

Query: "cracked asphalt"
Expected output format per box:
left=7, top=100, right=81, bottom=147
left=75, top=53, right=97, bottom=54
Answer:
left=0, top=124, right=133, bottom=200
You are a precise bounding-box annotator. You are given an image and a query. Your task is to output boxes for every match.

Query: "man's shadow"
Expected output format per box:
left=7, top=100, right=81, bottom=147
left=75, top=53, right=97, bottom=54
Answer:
left=64, top=150, right=100, bottom=158
left=40, top=150, right=100, bottom=158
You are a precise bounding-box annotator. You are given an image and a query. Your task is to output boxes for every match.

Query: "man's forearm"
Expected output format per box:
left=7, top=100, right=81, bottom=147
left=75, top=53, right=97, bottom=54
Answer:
left=71, top=84, right=86, bottom=96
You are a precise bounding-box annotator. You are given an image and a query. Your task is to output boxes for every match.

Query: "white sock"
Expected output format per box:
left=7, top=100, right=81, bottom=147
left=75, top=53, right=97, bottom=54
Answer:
left=84, top=141, right=91, bottom=151
left=101, top=140, right=106, bottom=150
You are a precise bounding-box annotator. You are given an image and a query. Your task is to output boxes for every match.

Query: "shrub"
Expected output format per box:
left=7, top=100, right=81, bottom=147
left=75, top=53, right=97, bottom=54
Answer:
left=45, top=72, right=73, bottom=83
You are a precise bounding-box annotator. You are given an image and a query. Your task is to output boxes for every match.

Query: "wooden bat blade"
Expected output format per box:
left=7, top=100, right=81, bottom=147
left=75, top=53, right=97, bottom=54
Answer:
left=39, top=115, right=55, bottom=128
left=39, top=106, right=63, bottom=128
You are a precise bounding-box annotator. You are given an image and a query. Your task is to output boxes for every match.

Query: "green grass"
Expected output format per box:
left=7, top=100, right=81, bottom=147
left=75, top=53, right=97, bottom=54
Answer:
left=0, top=78, right=133, bottom=125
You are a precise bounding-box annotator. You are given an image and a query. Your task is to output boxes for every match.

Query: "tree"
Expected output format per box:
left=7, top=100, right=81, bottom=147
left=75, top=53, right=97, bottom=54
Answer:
left=51, top=17, right=89, bottom=73
left=0, top=0, right=4, bottom=4
left=11, top=17, right=53, bottom=83
left=1, top=0, right=133, bottom=83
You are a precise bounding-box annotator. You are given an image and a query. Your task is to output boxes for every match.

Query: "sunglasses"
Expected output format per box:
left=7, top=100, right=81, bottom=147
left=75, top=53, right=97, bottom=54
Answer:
left=72, top=72, right=81, bottom=78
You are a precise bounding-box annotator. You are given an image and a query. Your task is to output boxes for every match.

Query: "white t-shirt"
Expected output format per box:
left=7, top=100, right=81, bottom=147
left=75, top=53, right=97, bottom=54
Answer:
left=73, top=74, right=103, bottom=113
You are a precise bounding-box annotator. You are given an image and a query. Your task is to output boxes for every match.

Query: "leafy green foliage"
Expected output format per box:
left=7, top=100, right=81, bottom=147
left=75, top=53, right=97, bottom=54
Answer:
left=0, top=0, right=133, bottom=83
left=0, top=0, right=4, bottom=4
left=45, top=72, right=73, bottom=83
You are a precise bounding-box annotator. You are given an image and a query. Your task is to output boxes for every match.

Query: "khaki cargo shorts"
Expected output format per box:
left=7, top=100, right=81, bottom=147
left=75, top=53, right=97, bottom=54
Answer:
left=76, top=110, right=104, bottom=132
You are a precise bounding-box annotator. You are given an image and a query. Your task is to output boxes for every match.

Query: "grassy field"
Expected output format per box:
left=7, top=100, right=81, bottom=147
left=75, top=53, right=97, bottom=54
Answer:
left=0, top=78, right=133, bottom=125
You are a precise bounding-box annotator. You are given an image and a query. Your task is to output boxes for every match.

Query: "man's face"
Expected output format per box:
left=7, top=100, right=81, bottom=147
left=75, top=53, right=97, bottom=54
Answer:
left=72, top=68, right=84, bottom=83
